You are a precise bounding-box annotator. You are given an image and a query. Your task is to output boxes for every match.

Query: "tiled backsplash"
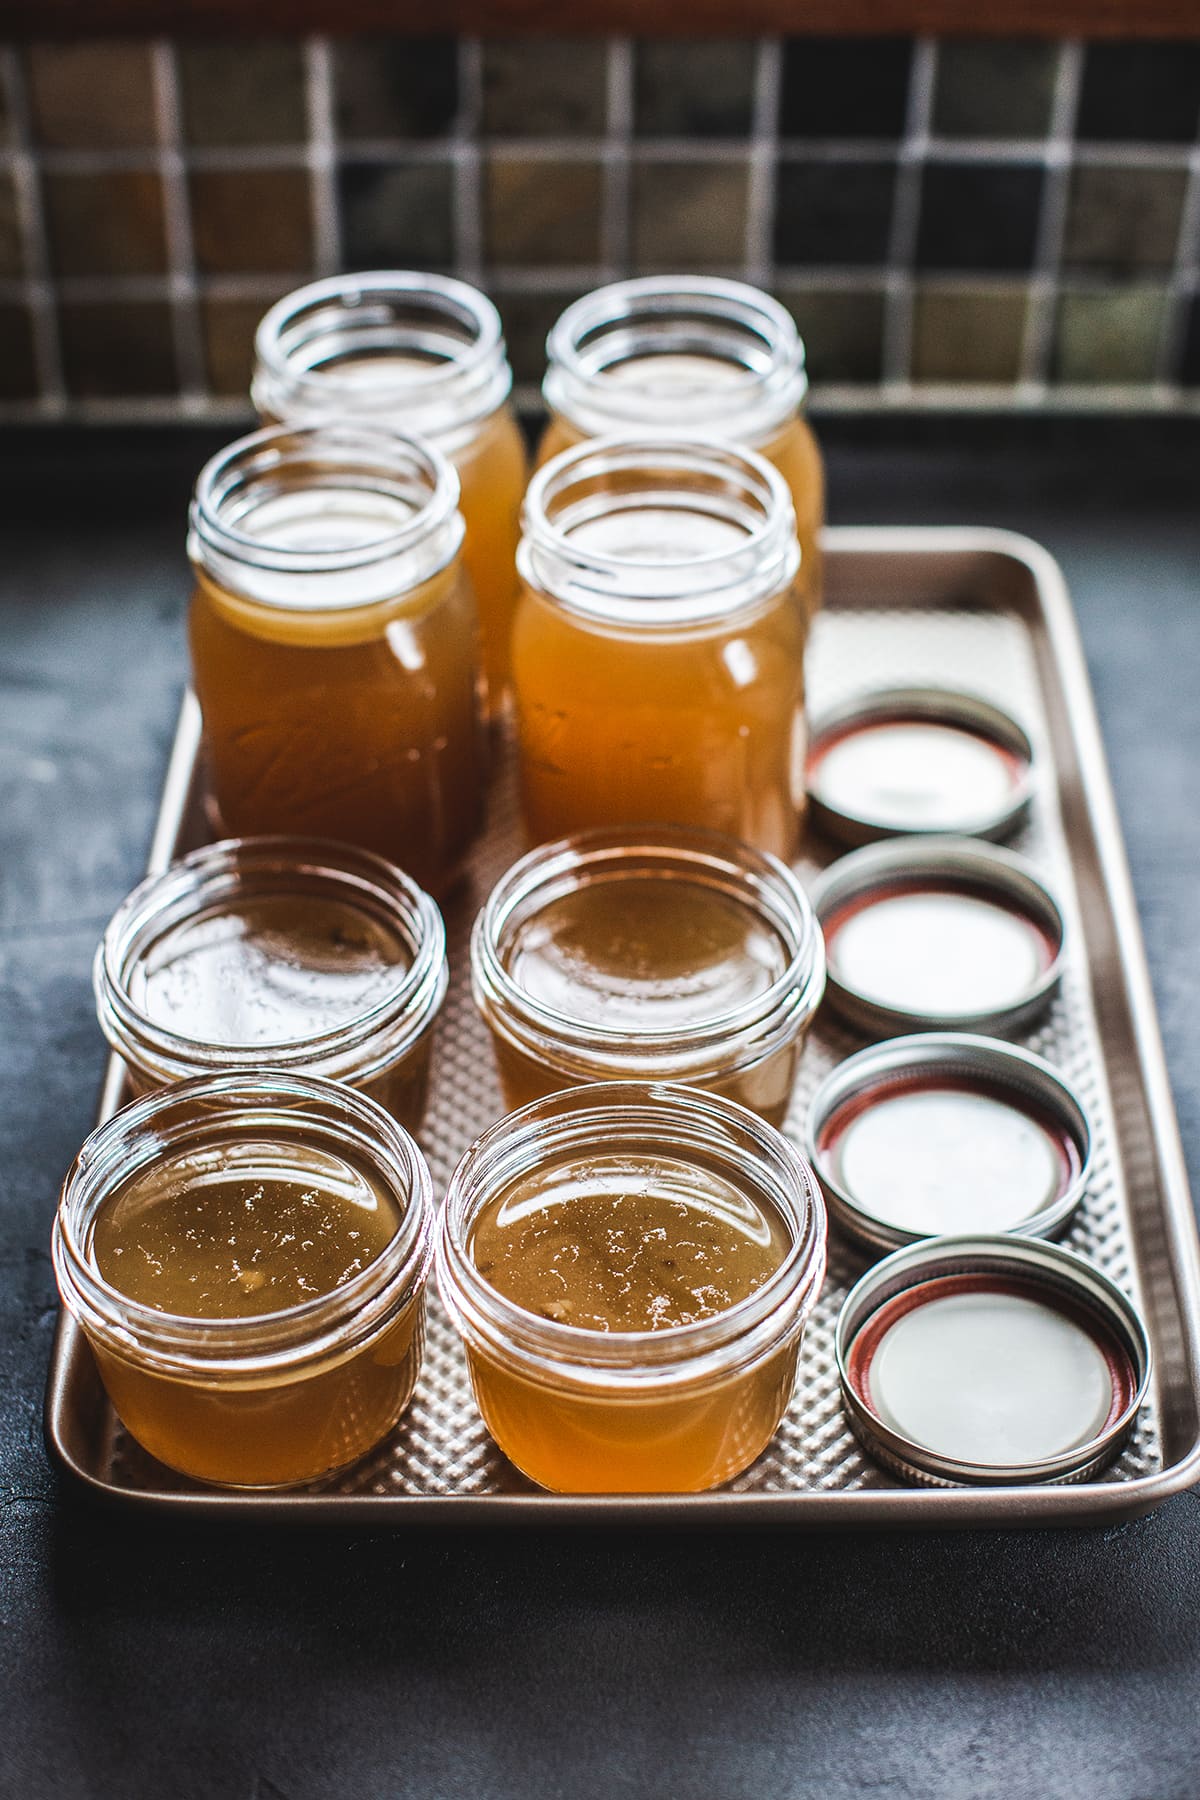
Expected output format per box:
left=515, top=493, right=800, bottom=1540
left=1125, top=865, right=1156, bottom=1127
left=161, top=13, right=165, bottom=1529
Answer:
left=1, top=34, right=1199, bottom=417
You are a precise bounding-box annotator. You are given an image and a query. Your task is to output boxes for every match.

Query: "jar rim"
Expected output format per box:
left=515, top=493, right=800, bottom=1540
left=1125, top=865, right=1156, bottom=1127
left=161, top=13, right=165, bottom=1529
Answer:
left=252, top=271, right=513, bottom=445
left=471, top=826, right=825, bottom=1082
left=437, top=1081, right=827, bottom=1392
left=53, top=1071, right=436, bottom=1379
left=95, top=836, right=448, bottom=1087
left=189, top=423, right=463, bottom=588
left=518, top=435, right=800, bottom=629
left=543, top=276, right=808, bottom=444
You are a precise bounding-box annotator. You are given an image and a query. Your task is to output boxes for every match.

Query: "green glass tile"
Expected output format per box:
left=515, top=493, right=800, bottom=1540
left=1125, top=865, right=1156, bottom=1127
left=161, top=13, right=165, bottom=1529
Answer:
left=190, top=168, right=313, bottom=277
left=772, top=284, right=885, bottom=383
left=334, top=38, right=459, bottom=140
left=1062, top=165, right=1187, bottom=275
left=634, top=41, right=756, bottom=139
left=43, top=170, right=167, bottom=278
left=933, top=42, right=1057, bottom=140
left=200, top=293, right=285, bottom=398
left=485, top=157, right=603, bottom=266
left=59, top=299, right=178, bottom=398
left=339, top=161, right=455, bottom=267
left=631, top=159, right=749, bottom=268
left=482, top=39, right=607, bottom=137
left=179, top=42, right=307, bottom=147
left=0, top=303, right=37, bottom=400
left=0, top=172, right=22, bottom=279
left=26, top=42, right=157, bottom=150
left=493, top=288, right=582, bottom=386
left=1053, top=287, right=1168, bottom=383
left=911, top=286, right=1028, bottom=382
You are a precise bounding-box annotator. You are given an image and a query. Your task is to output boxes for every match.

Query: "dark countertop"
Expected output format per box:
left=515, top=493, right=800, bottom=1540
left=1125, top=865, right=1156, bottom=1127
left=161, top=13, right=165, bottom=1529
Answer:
left=3, top=416, right=1199, bottom=1800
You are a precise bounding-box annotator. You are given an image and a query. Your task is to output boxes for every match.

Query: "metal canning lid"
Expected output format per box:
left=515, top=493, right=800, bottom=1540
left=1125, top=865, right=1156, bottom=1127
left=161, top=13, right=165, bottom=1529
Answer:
left=835, top=1234, right=1151, bottom=1487
left=806, top=685, right=1035, bottom=847
left=806, top=1033, right=1092, bottom=1254
left=811, top=836, right=1066, bottom=1037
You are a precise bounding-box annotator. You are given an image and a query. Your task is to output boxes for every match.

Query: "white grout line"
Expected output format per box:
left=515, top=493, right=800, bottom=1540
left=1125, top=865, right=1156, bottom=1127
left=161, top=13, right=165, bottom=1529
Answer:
left=5, top=136, right=1198, bottom=175
left=1155, top=127, right=1200, bottom=383
left=151, top=40, right=207, bottom=409
left=455, top=38, right=484, bottom=284
left=1018, top=40, right=1082, bottom=397
left=602, top=38, right=633, bottom=276
left=881, top=37, right=937, bottom=390
left=305, top=37, right=340, bottom=275
left=0, top=47, right=65, bottom=414
left=745, top=37, right=781, bottom=286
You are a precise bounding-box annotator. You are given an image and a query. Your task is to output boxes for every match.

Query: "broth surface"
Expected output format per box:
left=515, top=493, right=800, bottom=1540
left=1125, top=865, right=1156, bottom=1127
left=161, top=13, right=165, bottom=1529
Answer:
left=94, top=1135, right=402, bottom=1319
left=470, top=1151, right=792, bottom=1332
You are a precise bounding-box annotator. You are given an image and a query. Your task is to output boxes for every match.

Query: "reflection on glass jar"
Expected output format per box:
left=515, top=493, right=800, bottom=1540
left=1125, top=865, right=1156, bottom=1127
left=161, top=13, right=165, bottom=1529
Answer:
left=94, top=837, right=448, bottom=1135
left=540, top=277, right=824, bottom=620
left=471, top=827, right=825, bottom=1126
left=513, top=436, right=806, bottom=859
left=53, top=1073, right=436, bottom=1488
left=188, top=424, right=486, bottom=894
left=253, top=273, right=527, bottom=711
left=437, top=1082, right=827, bottom=1493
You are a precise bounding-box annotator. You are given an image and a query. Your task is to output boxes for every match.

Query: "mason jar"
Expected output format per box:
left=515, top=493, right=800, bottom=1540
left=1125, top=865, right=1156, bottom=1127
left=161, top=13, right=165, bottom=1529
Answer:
left=253, top=272, right=527, bottom=711
left=94, top=837, right=448, bottom=1135
left=471, top=826, right=825, bottom=1125
left=540, top=277, right=823, bottom=619
left=188, top=423, right=486, bottom=894
left=437, top=1081, right=827, bottom=1493
left=53, top=1072, right=436, bottom=1488
left=513, top=436, right=806, bottom=860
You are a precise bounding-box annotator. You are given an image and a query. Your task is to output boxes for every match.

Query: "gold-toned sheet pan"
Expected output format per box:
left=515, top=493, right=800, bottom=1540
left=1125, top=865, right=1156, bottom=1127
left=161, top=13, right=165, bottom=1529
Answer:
left=45, top=528, right=1200, bottom=1527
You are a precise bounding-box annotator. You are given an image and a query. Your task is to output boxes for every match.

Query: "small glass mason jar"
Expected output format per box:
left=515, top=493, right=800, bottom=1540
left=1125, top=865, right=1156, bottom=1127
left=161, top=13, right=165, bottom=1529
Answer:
left=471, top=827, right=825, bottom=1126
left=514, top=436, right=806, bottom=860
left=52, top=1072, right=436, bottom=1489
left=253, top=273, right=528, bottom=711
left=540, top=277, right=824, bottom=620
left=437, top=1082, right=827, bottom=1493
left=188, top=424, right=486, bottom=894
left=94, top=837, right=448, bottom=1135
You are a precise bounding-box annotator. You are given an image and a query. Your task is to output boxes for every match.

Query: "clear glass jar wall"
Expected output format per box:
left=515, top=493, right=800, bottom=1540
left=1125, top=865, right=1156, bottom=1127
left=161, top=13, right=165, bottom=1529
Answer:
left=540, top=277, right=824, bottom=621
left=94, top=837, right=448, bottom=1135
left=513, top=436, right=807, bottom=860
left=253, top=272, right=528, bottom=711
left=53, top=1073, right=436, bottom=1488
left=187, top=424, right=486, bottom=895
left=471, top=827, right=825, bottom=1125
left=437, top=1082, right=827, bottom=1493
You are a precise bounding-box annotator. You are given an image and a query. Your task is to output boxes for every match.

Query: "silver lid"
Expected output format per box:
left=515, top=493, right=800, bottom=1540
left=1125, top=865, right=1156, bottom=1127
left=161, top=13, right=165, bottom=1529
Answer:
left=806, top=1033, right=1092, bottom=1254
left=836, top=1234, right=1151, bottom=1487
left=806, top=685, right=1035, bottom=847
left=811, top=836, right=1065, bottom=1037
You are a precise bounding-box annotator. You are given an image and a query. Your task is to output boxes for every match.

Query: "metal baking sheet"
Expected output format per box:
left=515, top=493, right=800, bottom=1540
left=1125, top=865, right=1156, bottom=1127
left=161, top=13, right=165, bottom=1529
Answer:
left=44, top=527, right=1200, bottom=1527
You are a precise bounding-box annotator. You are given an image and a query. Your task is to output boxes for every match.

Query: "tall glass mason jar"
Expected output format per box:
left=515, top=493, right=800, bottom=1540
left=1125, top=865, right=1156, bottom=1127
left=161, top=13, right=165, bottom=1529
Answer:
left=513, top=436, right=806, bottom=861
left=540, top=277, right=824, bottom=620
left=253, top=273, right=528, bottom=712
left=188, top=424, right=486, bottom=895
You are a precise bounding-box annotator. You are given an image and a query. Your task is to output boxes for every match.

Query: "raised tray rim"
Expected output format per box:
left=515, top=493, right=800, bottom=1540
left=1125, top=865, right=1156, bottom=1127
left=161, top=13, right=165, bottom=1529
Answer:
left=44, top=524, right=1200, bottom=1529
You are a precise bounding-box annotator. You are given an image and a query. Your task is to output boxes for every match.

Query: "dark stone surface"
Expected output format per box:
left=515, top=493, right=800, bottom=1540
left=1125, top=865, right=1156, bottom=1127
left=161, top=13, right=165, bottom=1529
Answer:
left=2, top=418, right=1198, bottom=1799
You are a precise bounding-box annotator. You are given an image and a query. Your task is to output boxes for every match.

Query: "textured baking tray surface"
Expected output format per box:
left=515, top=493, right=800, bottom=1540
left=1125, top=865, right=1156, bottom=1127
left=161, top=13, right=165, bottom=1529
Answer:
left=52, top=530, right=1200, bottom=1521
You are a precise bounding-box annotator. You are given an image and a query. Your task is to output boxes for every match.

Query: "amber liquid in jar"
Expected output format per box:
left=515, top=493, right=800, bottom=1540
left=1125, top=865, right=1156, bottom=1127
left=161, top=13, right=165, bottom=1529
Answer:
left=488, top=874, right=800, bottom=1123
left=540, top=377, right=823, bottom=624
left=189, top=435, right=486, bottom=895
left=464, top=1150, right=798, bottom=1492
left=90, top=1132, right=421, bottom=1487
left=541, top=280, right=825, bottom=619
left=253, top=278, right=528, bottom=712
left=514, top=457, right=806, bottom=859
